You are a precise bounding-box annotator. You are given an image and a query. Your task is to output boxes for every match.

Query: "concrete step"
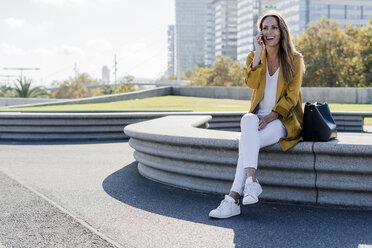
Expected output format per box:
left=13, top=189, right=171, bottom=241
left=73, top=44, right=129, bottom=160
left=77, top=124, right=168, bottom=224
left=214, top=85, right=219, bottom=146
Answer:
left=0, top=118, right=151, bottom=126
left=0, top=111, right=369, bottom=141
left=0, top=132, right=126, bottom=140
left=0, top=125, right=125, bottom=133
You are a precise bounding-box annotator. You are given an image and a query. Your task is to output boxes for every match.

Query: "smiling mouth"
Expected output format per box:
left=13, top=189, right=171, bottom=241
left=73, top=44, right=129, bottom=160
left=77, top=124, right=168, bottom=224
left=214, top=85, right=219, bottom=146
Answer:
left=266, top=37, right=275, bottom=40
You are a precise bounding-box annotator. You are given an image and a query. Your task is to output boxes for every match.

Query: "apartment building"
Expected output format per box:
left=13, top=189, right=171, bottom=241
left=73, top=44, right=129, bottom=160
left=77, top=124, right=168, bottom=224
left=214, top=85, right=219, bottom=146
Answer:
left=175, top=0, right=209, bottom=79
left=277, top=0, right=372, bottom=36
left=167, top=25, right=175, bottom=77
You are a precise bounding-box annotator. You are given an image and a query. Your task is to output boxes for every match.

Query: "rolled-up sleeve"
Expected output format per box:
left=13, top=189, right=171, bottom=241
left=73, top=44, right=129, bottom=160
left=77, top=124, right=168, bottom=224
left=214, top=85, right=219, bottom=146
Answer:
left=244, top=51, right=264, bottom=90
left=273, top=55, right=305, bottom=119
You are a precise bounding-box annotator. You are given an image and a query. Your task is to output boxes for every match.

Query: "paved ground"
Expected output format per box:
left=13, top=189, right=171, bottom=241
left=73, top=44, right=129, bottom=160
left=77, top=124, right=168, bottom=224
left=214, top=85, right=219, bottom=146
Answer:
left=1, top=140, right=372, bottom=248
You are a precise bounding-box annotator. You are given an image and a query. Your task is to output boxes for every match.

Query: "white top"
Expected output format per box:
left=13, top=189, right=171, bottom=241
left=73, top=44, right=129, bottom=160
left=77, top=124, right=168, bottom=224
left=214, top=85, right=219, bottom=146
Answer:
left=256, top=60, right=279, bottom=117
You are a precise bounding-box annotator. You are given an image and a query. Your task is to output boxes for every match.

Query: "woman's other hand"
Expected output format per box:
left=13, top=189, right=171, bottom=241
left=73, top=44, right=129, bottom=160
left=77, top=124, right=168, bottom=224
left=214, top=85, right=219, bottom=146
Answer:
left=258, top=112, right=279, bottom=130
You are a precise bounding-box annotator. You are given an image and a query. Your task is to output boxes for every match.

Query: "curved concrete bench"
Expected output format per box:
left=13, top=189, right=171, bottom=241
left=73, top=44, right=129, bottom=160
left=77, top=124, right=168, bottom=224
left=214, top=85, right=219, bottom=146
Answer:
left=124, top=115, right=372, bottom=208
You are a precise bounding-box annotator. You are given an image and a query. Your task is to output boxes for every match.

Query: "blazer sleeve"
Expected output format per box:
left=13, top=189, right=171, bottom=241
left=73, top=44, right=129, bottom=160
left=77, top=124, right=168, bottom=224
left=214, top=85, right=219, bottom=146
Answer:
left=273, top=55, right=305, bottom=119
left=243, top=51, right=264, bottom=90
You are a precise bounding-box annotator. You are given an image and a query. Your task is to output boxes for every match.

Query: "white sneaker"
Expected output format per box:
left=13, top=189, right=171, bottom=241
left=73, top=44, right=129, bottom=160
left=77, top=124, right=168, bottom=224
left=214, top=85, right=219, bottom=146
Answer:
left=242, top=176, right=263, bottom=205
left=209, top=195, right=241, bottom=219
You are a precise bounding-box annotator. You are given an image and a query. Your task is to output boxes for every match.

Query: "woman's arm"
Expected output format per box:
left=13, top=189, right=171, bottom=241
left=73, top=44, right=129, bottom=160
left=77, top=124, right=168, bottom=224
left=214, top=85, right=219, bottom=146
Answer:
left=243, top=33, right=265, bottom=90
left=243, top=51, right=264, bottom=89
left=272, top=55, right=305, bottom=119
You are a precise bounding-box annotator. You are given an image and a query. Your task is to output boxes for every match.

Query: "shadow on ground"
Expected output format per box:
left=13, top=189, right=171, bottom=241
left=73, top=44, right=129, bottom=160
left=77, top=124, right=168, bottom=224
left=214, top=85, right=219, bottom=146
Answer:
left=103, top=162, right=372, bottom=248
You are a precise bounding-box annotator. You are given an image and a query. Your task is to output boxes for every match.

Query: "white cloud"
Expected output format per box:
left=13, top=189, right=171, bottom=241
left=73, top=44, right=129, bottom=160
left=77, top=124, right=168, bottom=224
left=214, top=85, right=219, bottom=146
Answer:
left=96, top=0, right=119, bottom=3
left=57, top=45, right=85, bottom=56
left=119, top=43, right=146, bottom=57
left=31, top=0, right=64, bottom=4
left=0, top=42, right=84, bottom=57
left=0, top=43, right=25, bottom=55
left=3, top=18, right=27, bottom=29
left=36, top=21, right=54, bottom=33
left=86, top=38, right=114, bottom=52
left=31, top=0, right=93, bottom=5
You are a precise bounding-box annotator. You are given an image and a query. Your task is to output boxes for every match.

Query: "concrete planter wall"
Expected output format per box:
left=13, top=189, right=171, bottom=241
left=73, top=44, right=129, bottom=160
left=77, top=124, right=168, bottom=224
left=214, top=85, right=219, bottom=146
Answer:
left=3, top=86, right=371, bottom=109
left=0, top=98, right=68, bottom=107
left=124, top=115, right=372, bottom=208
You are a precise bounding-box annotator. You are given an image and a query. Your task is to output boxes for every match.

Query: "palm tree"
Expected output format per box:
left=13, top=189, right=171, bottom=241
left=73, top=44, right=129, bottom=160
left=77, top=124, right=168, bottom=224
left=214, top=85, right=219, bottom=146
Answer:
left=13, top=77, right=47, bottom=98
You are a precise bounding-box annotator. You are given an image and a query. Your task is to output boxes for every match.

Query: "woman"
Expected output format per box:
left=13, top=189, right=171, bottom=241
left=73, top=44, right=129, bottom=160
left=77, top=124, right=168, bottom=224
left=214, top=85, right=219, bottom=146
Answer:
left=209, top=10, right=305, bottom=219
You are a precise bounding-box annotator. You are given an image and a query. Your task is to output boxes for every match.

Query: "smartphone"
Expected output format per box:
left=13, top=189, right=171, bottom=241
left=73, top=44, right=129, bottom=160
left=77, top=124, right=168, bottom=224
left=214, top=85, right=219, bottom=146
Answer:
left=261, top=35, right=265, bottom=45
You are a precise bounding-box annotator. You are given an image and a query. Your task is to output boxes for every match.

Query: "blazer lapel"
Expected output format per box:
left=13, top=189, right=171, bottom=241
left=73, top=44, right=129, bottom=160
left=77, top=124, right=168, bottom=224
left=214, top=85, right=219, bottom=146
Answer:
left=256, top=51, right=267, bottom=102
left=276, top=61, right=285, bottom=103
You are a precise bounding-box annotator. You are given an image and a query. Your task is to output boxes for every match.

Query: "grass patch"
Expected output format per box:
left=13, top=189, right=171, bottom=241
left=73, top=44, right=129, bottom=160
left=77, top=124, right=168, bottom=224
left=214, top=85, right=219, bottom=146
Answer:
left=2, top=95, right=372, bottom=124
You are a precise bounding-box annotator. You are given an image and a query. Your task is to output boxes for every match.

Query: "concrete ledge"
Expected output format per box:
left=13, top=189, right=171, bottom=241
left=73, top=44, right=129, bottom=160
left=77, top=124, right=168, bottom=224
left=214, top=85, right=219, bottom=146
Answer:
left=172, top=86, right=253, bottom=100
left=3, top=86, right=371, bottom=109
left=0, top=98, right=69, bottom=107
left=314, top=134, right=372, bottom=207
left=124, top=115, right=372, bottom=208
left=4, top=87, right=172, bottom=108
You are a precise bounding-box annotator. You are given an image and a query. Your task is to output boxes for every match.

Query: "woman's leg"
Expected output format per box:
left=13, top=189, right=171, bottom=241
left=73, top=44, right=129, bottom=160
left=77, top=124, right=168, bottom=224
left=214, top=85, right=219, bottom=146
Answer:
left=230, top=113, right=260, bottom=197
left=229, top=114, right=287, bottom=198
left=209, top=115, right=286, bottom=218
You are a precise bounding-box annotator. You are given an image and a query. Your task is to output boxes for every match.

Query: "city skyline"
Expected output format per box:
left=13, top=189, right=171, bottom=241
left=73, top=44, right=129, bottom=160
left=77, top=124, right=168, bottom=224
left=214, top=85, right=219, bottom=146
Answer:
left=170, top=0, right=372, bottom=78
left=0, top=0, right=175, bottom=87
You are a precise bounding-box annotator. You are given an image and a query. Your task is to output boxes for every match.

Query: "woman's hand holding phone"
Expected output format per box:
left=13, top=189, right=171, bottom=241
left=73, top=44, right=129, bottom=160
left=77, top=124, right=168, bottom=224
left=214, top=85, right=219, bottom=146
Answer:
left=252, top=32, right=264, bottom=67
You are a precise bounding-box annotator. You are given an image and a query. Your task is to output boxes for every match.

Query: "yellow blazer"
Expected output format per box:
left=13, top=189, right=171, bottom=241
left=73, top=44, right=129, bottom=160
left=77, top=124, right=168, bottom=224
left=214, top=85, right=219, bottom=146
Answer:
left=243, top=50, right=305, bottom=151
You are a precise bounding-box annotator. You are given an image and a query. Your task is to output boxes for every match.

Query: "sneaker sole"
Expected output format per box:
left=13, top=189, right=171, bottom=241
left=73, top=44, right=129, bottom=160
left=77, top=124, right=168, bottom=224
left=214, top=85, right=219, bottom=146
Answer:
left=242, top=188, right=263, bottom=205
left=242, top=197, right=259, bottom=205
left=209, top=211, right=241, bottom=219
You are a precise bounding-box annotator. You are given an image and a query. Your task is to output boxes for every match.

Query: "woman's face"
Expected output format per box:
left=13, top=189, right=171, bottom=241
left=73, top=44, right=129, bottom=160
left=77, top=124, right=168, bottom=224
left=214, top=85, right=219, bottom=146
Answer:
left=262, top=16, right=281, bottom=48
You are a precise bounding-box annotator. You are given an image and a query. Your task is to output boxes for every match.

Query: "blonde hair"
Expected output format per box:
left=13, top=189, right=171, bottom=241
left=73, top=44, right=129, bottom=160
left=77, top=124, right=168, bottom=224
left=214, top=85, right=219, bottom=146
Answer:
left=257, top=10, right=301, bottom=83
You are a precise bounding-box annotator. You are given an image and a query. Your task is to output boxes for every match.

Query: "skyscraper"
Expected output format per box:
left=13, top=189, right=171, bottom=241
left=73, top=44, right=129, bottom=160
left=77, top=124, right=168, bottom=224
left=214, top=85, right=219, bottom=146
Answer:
left=205, top=1, right=216, bottom=67
left=167, top=25, right=175, bottom=77
left=237, top=0, right=254, bottom=63
left=214, top=0, right=238, bottom=60
left=237, top=0, right=278, bottom=63
left=277, top=0, right=372, bottom=37
left=175, top=0, right=210, bottom=79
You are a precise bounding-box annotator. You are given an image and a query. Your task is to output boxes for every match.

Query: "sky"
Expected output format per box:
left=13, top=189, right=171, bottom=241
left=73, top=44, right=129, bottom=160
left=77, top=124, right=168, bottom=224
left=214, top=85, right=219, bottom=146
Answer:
left=0, top=0, right=175, bottom=86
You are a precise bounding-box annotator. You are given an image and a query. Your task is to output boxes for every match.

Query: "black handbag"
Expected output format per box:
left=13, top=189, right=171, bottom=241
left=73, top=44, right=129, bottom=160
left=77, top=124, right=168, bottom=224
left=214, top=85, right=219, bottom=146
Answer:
left=303, top=102, right=337, bottom=141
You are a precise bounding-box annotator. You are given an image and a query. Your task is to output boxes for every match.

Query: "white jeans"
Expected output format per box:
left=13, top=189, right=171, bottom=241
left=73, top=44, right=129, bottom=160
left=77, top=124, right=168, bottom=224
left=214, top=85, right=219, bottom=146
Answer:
left=230, top=113, right=287, bottom=195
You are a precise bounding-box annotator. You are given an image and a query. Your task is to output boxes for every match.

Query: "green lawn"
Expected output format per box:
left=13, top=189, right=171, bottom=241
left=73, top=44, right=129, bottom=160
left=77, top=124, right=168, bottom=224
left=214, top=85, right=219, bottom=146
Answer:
left=3, top=95, right=372, bottom=124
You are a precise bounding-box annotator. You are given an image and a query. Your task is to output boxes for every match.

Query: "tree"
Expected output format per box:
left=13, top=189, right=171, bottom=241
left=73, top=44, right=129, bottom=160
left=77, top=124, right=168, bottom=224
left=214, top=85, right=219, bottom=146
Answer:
left=358, top=19, right=372, bottom=87
left=185, top=55, right=245, bottom=87
left=91, top=75, right=136, bottom=96
left=111, top=75, right=136, bottom=94
left=158, top=74, right=177, bottom=81
left=294, top=17, right=372, bottom=87
left=51, top=73, right=91, bottom=99
left=13, top=77, right=48, bottom=98
left=0, top=85, right=14, bottom=97
left=341, top=24, right=364, bottom=87
left=51, top=73, right=137, bottom=99
left=294, top=18, right=348, bottom=87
